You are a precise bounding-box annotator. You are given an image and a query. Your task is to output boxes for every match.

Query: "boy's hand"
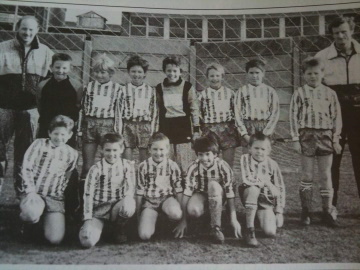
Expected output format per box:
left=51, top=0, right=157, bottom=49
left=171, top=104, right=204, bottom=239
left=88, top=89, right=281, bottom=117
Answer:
left=292, top=141, right=302, bottom=154
left=276, top=213, right=284, bottom=228
left=192, top=132, right=201, bottom=142
left=173, top=219, right=187, bottom=238
left=121, top=196, right=136, bottom=217
left=243, top=134, right=250, bottom=144
left=230, top=217, right=242, bottom=238
left=266, top=182, right=280, bottom=197
left=333, top=142, right=342, bottom=155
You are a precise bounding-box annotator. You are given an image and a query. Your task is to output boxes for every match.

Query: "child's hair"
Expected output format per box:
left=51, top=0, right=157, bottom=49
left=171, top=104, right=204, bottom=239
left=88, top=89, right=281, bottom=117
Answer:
left=328, top=16, right=355, bottom=34
left=92, top=54, right=116, bottom=75
left=162, top=56, right=182, bottom=72
left=248, top=132, right=271, bottom=148
left=302, top=57, right=324, bottom=73
left=127, top=55, right=149, bottom=73
left=100, top=133, right=124, bottom=148
left=245, top=59, right=266, bottom=73
left=193, top=136, right=219, bottom=155
left=48, top=115, right=74, bottom=133
left=51, top=53, right=72, bottom=66
left=148, top=132, right=170, bottom=148
left=205, top=63, right=225, bottom=77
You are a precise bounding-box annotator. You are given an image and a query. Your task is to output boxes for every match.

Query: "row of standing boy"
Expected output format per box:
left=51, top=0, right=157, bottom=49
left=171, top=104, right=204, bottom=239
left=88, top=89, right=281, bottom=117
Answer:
left=17, top=52, right=341, bottom=248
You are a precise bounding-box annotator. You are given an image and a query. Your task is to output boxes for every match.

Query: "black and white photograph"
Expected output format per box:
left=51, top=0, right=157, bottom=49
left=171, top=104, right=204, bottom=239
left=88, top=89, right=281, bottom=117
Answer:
left=0, top=0, right=359, bottom=268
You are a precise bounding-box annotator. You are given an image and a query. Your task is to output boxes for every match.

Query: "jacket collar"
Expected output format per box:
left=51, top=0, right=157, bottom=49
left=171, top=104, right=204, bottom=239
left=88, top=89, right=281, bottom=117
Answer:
left=326, top=39, right=360, bottom=60
left=15, top=33, right=40, bottom=51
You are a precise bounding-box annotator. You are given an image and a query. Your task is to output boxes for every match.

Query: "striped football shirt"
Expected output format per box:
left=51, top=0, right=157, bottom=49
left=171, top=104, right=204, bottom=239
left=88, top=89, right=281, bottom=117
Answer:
left=198, top=86, right=235, bottom=124
left=116, top=82, right=158, bottom=133
left=240, top=153, right=285, bottom=213
left=234, top=83, right=280, bottom=136
left=83, top=158, right=135, bottom=220
left=21, top=139, right=78, bottom=199
left=290, top=84, right=342, bottom=142
left=183, top=157, right=235, bottom=199
left=137, top=157, right=183, bottom=198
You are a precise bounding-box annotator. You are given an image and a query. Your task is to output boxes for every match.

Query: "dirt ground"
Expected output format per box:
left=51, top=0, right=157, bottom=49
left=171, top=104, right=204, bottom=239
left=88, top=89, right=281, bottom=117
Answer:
left=0, top=144, right=359, bottom=264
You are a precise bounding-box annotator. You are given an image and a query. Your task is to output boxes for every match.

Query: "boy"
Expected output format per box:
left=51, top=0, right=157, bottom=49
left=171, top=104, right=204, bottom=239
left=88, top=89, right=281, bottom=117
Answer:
left=173, top=137, right=241, bottom=244
left=234, top=59, right=280, bottom=146
left=136, top=132, right=183, bottom=241
left=79, top=133, right=136, bottom=248
left=238, top=133, right=285, bottom=247
left=117, top=55, right=158, bottom=162
left=155, top=56, right=200, bottom=176
left=77, top=54, right=123, bottom=206
left=19, top=115, right=78, bottom=245
left=37, top=53, right=81, bottom=146
left=290, top=57, right=342, bottom=227
left=198, top=63, right=239, bottom=167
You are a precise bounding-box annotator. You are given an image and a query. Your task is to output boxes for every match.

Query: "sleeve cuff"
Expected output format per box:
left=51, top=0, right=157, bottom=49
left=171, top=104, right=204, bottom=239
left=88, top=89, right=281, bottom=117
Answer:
left=183, top=189, right=193, bottom=197
left=83, top=214, right=92, bottom=220
left=292, top=137, right=299, bottom=142
left=136, top=190, right=144, bottom=196
left=175, top=187, right=183, bottom=193
left=275, top=207, right=284, bottom=214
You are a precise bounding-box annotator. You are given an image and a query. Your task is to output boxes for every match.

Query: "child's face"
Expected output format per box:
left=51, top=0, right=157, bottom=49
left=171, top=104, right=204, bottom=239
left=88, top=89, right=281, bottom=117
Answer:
left=247, top=67, right=265, bottom=87
left=164, top=64, right=181, bottom=83
left=94, top=69, right=112, bottom=84
left=48, top=127, right=72, bottom=147
left=304, top=66, right=324, bottom=88
left=207, top=69, right=223, bottom=89
left=129, top=65, right=145, bottom=86
left=198, top=151, right=217, bottom=168
left=249, top=140, right=271, bottom=162
left=51, top=60, right=71, bottom=81
left=150, top=140, right=169, bottom=163
left=102, top=142, right=124, bottom=164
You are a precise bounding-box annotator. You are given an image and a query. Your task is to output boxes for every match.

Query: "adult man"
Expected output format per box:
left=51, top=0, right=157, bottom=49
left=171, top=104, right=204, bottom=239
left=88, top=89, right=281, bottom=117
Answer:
left=0, top=16, right=53, bottom=195
left=316, top=16, right=360, bottom=218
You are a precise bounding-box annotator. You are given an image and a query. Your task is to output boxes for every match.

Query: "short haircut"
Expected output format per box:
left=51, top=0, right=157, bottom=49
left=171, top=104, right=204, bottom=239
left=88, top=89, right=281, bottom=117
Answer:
left=100, top=133, right=124, bottom=148
left=162, top=56, right=182, bottom=72
left=127, top=55, right=149, bottom=73
left=206, top=63, right=225, bottom=77
left=92, top=54, right=116, bottom=75
left=248, top=132, right=271, bottom=147
left=16, top=16, right=39, bottom=30
left=245, top=59, right=266, bottom=73
left=48, top=115, right=74, bottom=133
left=328, top=16, right=355, bottom=34
left=302, top=57, right=324, bottom=73
left=51, top=53, right=72, bottom=65
left=148, top=132, right=170, bottom=148
left=193, top=136, right=219, bottom=155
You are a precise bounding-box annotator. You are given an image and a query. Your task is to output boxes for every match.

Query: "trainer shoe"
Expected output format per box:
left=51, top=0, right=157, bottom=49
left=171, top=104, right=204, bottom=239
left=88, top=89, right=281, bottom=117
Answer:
left=210, top=225, right=225, bottom=244
left=322, top=212, right=340, bottom=228
left=300, top=209, right=311, bottom=226
left=245, top=227, right=259, bottom=247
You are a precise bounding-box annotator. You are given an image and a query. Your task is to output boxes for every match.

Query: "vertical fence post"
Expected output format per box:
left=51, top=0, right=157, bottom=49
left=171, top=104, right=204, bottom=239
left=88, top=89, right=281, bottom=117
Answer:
left=82, top=39, right=93, bottom=87
left=189, top=45, right=197, bottom=87
left=292, top=38, right=301, bottom=92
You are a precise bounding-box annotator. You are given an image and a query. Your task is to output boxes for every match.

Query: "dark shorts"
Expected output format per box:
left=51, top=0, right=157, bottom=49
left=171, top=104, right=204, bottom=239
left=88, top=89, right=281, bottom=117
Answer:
left=93, top=201, right=120, bottom=220
left=123, top=120, right=152, bottom=149
left=242, top=120, right=270, bottom=146
left=141, top=195, right=173, bottom=212
left=201, top=121, right=239, bottom=150
left=238, top=185, right=275, bottom=210
left=299, top=128, right=333, bottom=157
left=82, top=116, right=115, bottom=144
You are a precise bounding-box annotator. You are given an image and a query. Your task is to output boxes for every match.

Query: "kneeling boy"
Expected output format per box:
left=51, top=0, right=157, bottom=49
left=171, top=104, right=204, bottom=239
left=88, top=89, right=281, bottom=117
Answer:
left=79, top=134, right=136, bottom=248
left=19, top=115, right=78, bottom=245
left=174, top=137, right=241, bottom=244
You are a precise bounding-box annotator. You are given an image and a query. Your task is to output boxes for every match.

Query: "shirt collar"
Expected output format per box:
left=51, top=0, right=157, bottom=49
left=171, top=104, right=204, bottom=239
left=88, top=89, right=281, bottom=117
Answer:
left=304, top=84, right=323, bottom=91
left=15, top=33, right=40, bottom=50
left=247, top=83, right=265, bottom=90
left=46, top=138, right=63, bottom=150
left=327, top=39, right=360, bottom=59
left=95, top=80, right=112, bottom=87
left=198, top=157, right=219, bottom=171
left=101, top=157, right=121, bottom=170
left=163, top=78, right=182, bottom=87
left=208, top=86, right=224, bottom=92
left=249, top=154, right=268, bottom=165
left=149, top=157, right=168, bottom=168
left=129, top=82, right=144, bottom=88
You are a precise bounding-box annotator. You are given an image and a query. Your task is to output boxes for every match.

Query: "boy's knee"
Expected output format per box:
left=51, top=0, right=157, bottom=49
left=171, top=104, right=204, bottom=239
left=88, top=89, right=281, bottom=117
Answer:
left=208, top=181, right=223, bottom=196
left=138, top=229, right=153, bottom=241
left=263, top=227, right=277, bottom=238
left=79, top=225, right=101, bottom=248
left=168, top=208, right=182, bottom=221
left=45, top=233, right=64, bottom=245
left=19, top=194, right=45, bottom=224
left=187, top=206, right=204, bottom=218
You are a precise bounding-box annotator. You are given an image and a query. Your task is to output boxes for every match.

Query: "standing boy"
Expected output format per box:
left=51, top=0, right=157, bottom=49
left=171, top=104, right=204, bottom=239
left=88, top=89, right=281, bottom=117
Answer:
left=117, top=55, right=158, bottom=162
left=156, top=56, right=200, bottom=176
left=19, top=115, right=78, bottom=245
left=198, top=63, right=239, bottom=167
left=136, top=132, right=183, bottom=241
left=174, top=137, right=241, bottom=244
left=290, top=57, right=342, bottom=227
left=234, top=59, right=280, bottom=146
left=79, top=133, right=136, bottom=248
left=238, top=133, right=285, bottom=247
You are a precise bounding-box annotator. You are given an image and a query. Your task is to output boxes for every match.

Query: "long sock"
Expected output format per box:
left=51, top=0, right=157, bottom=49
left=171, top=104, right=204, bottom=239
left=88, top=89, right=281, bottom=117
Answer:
left=299, top=181, right=313, bottom=212
left=245, top=203, right=258, bottom=228
left=208, top=195, right=222, bottom=227
left=320, top=188, right=334, bottom=213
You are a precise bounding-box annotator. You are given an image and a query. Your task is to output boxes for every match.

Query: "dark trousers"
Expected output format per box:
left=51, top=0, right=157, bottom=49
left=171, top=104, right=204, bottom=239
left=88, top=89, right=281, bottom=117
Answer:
left=331, top=102, right=360, bottom=206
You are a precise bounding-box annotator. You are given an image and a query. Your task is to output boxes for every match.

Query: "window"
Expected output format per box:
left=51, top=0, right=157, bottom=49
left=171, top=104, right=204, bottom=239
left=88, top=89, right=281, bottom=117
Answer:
left=303, top=16, right=318, bottom=36
left=187, top=18, right=202, bottom=41
left=208, top=18, right=223, bottom=41
left=170, top=18, right=185, bottom=39
left=285, top=17, right=301, bottom=37
left=225, top=19, right=241, bottom=39
left=148, top=17, right=163, bottom=37
left=264, top=18, right=279, bottom=38
left=246, top=18, right=262, bottom=39
left=130, top=16, right=146, bottom=37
